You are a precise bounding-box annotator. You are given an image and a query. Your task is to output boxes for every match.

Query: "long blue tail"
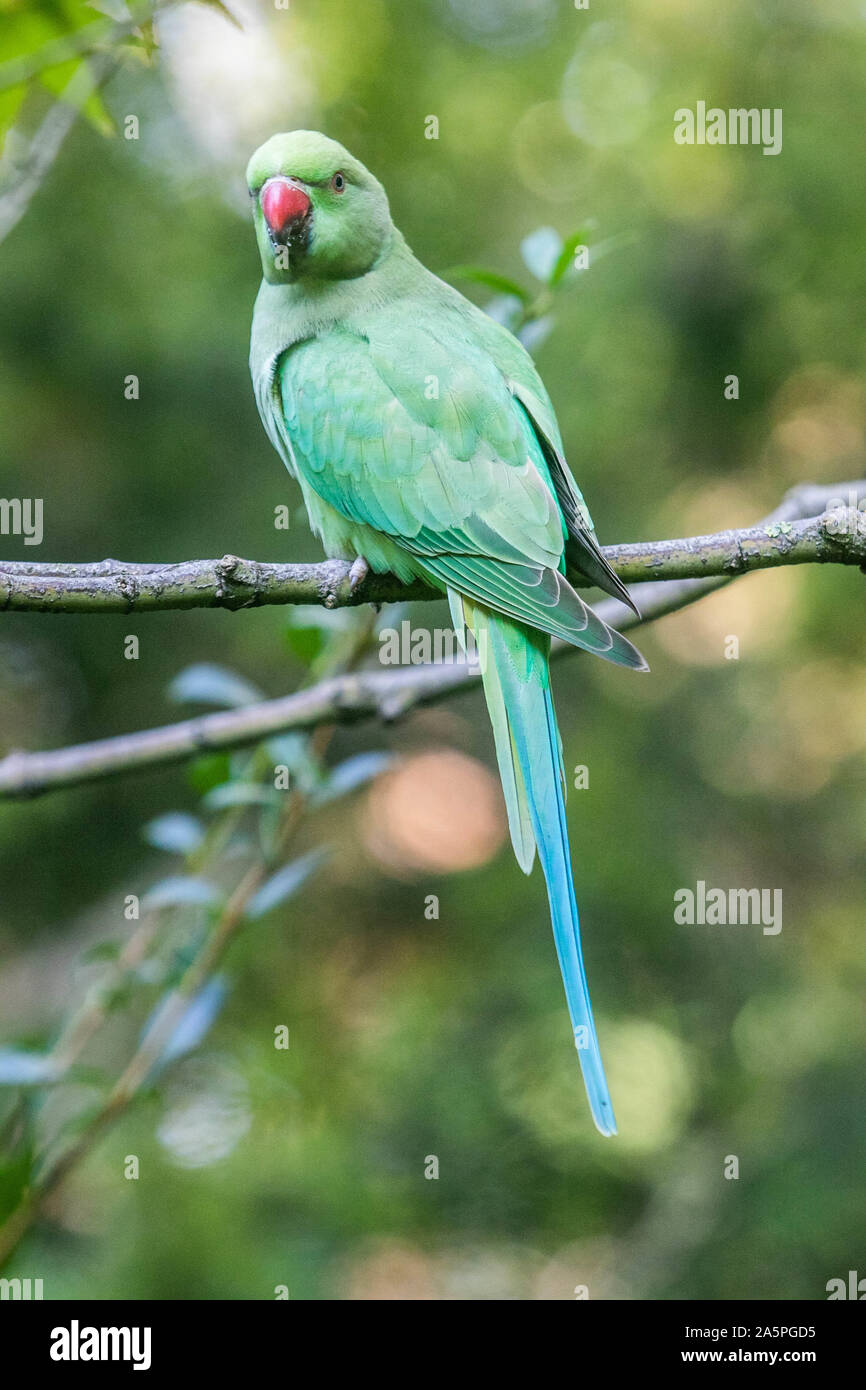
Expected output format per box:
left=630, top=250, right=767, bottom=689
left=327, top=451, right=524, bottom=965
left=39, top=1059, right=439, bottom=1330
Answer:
left=460, top=596, right=617, bottom=1136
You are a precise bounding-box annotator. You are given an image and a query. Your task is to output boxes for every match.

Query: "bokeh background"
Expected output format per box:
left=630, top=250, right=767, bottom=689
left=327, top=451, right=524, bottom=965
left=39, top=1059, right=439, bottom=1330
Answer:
left=0, top=0, right=865, bottom=1300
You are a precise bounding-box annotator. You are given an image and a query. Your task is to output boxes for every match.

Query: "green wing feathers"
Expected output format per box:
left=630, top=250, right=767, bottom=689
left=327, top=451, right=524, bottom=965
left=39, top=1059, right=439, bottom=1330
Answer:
left=273, top=314, right=646, bottom=671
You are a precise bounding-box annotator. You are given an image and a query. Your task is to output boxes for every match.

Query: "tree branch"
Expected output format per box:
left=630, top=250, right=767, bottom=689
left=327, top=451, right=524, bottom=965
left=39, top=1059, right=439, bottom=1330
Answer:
left=1, top=492, right=864, bottom=614
left=0, top=482, right=862, bottom=799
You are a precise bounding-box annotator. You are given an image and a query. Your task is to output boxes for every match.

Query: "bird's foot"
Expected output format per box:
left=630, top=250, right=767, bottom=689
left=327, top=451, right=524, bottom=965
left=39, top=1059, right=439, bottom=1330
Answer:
left=348, top=555, right=370, bottom=595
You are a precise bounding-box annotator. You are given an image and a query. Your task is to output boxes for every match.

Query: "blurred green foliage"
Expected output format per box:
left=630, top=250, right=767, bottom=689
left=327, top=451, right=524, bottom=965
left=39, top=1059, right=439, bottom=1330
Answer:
left=0, top=0, right=865, bottom=1299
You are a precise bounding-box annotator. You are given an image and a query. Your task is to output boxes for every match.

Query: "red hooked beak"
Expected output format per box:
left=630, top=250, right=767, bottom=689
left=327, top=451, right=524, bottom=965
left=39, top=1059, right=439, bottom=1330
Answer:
left=260, top=177, right=311, bottom=238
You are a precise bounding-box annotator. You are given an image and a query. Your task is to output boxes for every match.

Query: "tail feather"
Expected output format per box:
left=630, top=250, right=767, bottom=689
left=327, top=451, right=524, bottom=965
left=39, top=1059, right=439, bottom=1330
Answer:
left=450, top=589, right=535, bottom=871
left=463, top=595, right=617, bottom=1137
left=480, top=628, right=537, bottom=874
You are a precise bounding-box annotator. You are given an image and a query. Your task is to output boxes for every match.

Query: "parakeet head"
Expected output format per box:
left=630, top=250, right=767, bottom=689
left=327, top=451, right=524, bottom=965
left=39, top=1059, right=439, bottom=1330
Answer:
left=246, top=131, right=393, bottom=285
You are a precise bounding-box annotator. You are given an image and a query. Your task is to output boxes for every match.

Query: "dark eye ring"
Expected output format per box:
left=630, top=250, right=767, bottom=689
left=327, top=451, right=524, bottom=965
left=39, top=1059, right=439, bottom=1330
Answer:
left=331, top=172, right=346, bottom=192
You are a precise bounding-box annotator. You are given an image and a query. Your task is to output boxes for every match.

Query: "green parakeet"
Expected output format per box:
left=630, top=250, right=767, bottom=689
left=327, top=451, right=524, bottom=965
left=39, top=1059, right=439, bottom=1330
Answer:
left=247, top=131, right=647, bottom=1136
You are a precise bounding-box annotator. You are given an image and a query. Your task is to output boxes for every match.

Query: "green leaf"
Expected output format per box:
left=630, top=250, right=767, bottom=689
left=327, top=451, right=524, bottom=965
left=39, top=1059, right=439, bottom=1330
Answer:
left=265, top=733, right=308, bottom=767
left=245, top=849, right=328, bottom=920
left=81, top=940, right=122, bottom=964
left=313, top=752, right=393, bottom=806
left=141, top=876, right=222, bottom=912
left=101, top=980, right=136, bottom=1013
left=0, top=1047, right=60, bottom=1085
left=201, top=0, right=243, bottom=29
left=141, top=977, right=229, bottom=1075
left=265, top=733, right=320, bottom=793
left=202, top=782, right=281, bottom=810
left=0, top=29, right=105, bottom=98
left=143, top=812, right=205, bottom=853
left=168, top=663, right=264, bottom=709
left=442, top=265, right=531, bottom=303
left=80, top=85, right=116, bottom=136
left=187, top=752, right=232, bottom=795
left=549, top=227, right=594, bottom=287
left=520, top=227, right=563, bottom=282
left=283, top=623, right=325, bottom=665
left=0, top=1141, right=35, bottom=1222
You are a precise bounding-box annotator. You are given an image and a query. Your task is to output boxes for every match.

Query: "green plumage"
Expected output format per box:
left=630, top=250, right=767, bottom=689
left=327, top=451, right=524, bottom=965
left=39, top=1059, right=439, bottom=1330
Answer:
left=248, top=131, right=647, bottom=1135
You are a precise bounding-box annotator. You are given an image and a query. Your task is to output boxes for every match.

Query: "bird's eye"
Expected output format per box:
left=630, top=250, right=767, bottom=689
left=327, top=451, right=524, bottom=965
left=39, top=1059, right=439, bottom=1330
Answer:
left=331, top=172, right=346, bottom=193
